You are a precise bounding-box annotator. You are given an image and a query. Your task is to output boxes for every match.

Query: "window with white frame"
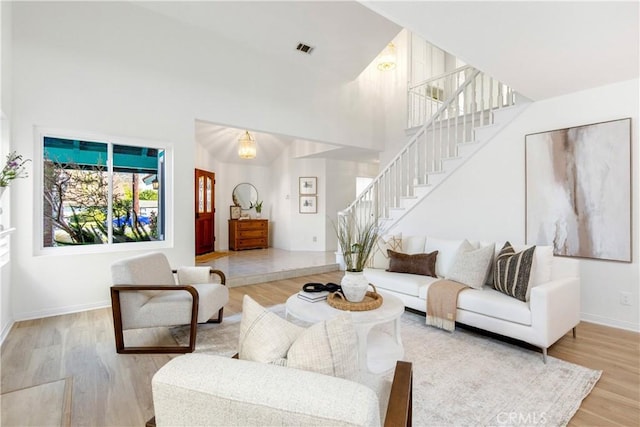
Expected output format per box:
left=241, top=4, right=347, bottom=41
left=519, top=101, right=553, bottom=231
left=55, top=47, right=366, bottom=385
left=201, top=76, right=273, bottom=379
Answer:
left=41, top=135, right=166, bottom=248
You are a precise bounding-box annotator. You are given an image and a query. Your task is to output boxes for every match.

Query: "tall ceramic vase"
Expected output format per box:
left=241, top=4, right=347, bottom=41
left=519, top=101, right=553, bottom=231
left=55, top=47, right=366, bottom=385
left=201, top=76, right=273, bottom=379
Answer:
left=341, top=271, right=370, bottom=303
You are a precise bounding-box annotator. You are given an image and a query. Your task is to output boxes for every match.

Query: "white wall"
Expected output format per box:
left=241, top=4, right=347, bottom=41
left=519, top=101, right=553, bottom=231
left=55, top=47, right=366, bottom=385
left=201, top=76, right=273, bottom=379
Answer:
left=325, top=160, right=379, bottom=251
left=9, top=2, right=387, bottom=320
left=369, top=30, right=412, bottom=168
left=395, top=79, right=640, bottom=331
left=0, top=0, right=13, bottom=341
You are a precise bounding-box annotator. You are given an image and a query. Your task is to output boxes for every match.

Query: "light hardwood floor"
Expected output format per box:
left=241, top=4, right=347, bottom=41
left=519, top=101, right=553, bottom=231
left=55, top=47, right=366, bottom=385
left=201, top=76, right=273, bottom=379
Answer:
left=1, top=271, right=638, bottom=426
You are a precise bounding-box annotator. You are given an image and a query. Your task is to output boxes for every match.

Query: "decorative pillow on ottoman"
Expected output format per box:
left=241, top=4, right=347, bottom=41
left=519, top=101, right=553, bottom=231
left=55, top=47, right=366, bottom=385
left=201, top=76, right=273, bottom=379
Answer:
left=287, top=314, right=359, bottom=381
left=239, top=295, right=303, bottom=363
left=238, top=295, right=359, bottom=381
left=493, top=242, right=536, bottom=302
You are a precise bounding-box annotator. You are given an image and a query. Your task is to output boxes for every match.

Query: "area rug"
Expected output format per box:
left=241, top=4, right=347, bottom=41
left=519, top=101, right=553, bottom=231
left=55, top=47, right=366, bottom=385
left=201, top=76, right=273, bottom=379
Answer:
left=171, top=306, right=601, bottom=426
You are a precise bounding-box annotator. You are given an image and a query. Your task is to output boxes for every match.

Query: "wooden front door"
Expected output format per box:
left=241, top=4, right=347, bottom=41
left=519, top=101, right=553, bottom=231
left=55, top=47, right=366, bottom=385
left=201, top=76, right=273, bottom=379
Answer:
left=195, top=169, right=215, bottom=255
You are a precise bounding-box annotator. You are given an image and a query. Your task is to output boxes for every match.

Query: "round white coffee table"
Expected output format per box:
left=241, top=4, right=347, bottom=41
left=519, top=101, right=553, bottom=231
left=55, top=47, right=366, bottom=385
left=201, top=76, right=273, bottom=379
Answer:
left=285, top=291, right=404, bottom=374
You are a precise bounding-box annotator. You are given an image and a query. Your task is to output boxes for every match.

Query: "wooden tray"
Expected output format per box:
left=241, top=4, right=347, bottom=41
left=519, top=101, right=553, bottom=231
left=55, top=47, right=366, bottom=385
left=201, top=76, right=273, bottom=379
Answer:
left=327, top=285, right=383, bottom=311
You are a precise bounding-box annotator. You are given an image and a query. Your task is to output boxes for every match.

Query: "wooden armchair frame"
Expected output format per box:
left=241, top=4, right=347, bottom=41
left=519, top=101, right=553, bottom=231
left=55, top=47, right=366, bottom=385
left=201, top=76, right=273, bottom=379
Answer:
left=110, top=268, right=226, bottom=354
left=385, top=360, right=413, bottom=427
left=146, top=359, right=413, bottom=427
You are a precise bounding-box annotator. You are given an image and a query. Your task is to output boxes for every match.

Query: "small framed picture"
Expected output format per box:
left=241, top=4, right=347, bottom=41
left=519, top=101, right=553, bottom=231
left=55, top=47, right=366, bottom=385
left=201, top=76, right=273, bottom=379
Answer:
left=299, top=196, right=317, bottom=214
left=230, top=205, right=241, bottom=219
left=299, top=176, right=317, bottom=195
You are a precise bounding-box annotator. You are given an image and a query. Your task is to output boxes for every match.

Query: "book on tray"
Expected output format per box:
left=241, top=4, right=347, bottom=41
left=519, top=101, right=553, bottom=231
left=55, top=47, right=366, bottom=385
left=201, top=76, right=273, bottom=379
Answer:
left=297, top=290, right=329, bottom=302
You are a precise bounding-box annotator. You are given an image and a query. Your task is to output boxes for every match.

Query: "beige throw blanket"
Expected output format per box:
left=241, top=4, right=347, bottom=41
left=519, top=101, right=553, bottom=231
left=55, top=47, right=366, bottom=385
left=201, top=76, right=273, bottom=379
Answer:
left=426, top=280, right=468, bottom=332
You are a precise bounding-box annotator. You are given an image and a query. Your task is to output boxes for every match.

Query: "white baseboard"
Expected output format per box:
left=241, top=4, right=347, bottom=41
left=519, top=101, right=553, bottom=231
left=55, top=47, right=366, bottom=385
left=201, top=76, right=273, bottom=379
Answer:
left=15, top=300, right=111, bottom=322
left=0, top=319, right=15, bottom=346
left=581, top=312, right=640, bottom=333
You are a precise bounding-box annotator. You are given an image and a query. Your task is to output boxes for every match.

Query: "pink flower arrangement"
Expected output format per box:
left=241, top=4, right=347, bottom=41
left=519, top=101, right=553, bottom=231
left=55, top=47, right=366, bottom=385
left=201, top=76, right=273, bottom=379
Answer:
left=0, top=151, right=31, bottom=187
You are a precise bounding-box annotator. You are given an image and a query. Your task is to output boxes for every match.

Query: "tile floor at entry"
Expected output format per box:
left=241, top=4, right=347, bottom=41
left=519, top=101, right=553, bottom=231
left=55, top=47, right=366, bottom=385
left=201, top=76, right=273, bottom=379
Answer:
left=197, top=248, right=340, bottom=287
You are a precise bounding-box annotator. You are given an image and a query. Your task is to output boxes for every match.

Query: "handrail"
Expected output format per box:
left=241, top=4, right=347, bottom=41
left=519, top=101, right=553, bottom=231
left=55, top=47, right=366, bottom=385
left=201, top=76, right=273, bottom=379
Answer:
left=342, top=67, right=515, bottom=228
left=408, top=65, right=472, bottom=91
left=407, top=66, right=475, bottom=128
left=346, top=69, right=481, bottom=214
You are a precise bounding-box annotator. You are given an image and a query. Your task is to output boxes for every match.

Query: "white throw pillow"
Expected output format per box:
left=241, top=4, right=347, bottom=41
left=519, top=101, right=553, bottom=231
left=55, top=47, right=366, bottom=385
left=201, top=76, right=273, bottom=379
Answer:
left=514, top=244, right=553, bottom=300
left=402, top=236, right=427, bottom=254
left=287, top=313, right=359, bottom=381
left=238, top=295, right=303, bottom=363
left=239, top=295, right=359, bottom=381
left=176, top=266, right=211, bottom=284
left=514, top=244, right=553, bottom=286
left=424, top=237, right=466, bottom=278
left=368, top=232, right=402, bottom=269
left=446, top=241, right=495, bottom=289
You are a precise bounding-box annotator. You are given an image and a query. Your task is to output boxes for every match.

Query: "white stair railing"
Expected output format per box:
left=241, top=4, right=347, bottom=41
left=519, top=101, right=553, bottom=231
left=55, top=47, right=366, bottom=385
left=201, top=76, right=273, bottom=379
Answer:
left=344, top=67, right=516, bottom=227
left=408, top=65, right=471, bottom=129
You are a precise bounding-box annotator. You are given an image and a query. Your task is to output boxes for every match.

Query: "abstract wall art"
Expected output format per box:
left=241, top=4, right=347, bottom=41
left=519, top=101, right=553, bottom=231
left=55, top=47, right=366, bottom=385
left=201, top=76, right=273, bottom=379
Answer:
left=525, top=118, right=631, bottom=262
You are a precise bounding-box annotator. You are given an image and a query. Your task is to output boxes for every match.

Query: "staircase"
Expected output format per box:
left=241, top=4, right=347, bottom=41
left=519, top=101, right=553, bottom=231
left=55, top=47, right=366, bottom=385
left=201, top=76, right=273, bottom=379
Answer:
left=343, top=66, right=529, bottom=229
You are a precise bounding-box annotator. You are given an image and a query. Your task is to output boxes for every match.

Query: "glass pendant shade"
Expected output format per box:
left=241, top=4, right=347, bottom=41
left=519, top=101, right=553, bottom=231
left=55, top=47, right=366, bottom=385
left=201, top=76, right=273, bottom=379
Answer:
left=377, top=43, right=397, bottom=71
left=238, top=131, right=257, bottom=159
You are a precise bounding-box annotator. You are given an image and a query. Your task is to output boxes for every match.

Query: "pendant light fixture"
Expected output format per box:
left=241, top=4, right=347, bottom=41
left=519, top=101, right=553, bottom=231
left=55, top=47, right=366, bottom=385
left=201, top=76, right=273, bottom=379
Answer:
left=377, top=43, right=397, bottom=71
left=238, top=130, right=257, bottom=159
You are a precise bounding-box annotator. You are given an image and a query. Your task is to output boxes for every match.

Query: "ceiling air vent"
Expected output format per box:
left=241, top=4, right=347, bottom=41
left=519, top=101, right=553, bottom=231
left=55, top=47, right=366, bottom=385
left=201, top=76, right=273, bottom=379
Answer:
left=296, top=43, right=314, bottom=54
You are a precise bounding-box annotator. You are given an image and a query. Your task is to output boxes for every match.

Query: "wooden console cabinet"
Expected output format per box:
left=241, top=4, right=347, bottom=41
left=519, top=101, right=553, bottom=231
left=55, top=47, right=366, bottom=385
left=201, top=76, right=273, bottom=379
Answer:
left=228, top=219, right=268, bottom=250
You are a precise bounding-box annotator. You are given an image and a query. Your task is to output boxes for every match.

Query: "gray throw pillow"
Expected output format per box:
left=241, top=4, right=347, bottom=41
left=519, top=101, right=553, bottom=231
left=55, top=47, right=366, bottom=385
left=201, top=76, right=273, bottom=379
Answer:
left=446, top=241, right=495, bottom=289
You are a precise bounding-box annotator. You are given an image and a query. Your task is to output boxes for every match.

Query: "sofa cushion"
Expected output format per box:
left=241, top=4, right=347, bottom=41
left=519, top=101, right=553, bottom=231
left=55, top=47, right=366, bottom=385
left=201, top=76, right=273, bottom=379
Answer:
left=458, top=286, right=532, bottom=326
left=386, top=250, right=438, bottom=277
left=424, top=237, right=465, bottom=277
left=446, top=241, right=495, bottom=289
left=493, top=242, right=536, bottom=302
left=402, top=236, right=427, bottom=254
left=416, top=283, right=532, bottom=326
left=364, top=268, right=439, bottom=297
left=367, top=232, right=402, bottom=269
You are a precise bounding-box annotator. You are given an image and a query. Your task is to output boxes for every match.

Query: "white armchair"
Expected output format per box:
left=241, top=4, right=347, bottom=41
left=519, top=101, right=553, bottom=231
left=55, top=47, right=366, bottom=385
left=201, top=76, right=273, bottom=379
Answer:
left=110, top=252, right=229, bottom=354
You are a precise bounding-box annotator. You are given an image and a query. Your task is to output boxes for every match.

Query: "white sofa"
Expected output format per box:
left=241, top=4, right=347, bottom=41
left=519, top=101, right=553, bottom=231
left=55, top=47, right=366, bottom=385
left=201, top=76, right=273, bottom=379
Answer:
left=363, top=236, right=580, bottom=362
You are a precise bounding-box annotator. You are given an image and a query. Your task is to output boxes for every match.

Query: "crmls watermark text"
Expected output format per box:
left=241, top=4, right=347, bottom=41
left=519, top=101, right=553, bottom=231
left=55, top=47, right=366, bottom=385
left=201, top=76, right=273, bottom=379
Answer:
left=497, top=412, right=548, bottom=425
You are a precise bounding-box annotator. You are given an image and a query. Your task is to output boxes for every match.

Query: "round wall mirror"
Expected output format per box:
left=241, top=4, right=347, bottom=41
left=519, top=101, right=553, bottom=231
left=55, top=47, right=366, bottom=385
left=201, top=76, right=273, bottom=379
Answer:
left=232, top=183, right=258, bottom=209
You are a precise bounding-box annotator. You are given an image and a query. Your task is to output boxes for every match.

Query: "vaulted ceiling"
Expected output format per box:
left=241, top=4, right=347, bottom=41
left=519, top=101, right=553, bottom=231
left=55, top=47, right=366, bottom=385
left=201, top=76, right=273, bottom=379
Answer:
left=135, top=1, right=401, bottom=165
left=363, top=1, right=639, bottom=101
left=139, top=1, right=638, bottom=164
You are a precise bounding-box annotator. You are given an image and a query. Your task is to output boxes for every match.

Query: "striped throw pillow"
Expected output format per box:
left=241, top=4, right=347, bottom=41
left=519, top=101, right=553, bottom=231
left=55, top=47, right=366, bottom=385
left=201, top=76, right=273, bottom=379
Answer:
left=493, top=242, right=536, bottom=302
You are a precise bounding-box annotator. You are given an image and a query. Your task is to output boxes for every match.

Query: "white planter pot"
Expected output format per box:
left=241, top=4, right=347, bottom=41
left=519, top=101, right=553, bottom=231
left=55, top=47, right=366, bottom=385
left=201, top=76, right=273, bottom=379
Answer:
left=341, top=271, right=370, bottom=303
